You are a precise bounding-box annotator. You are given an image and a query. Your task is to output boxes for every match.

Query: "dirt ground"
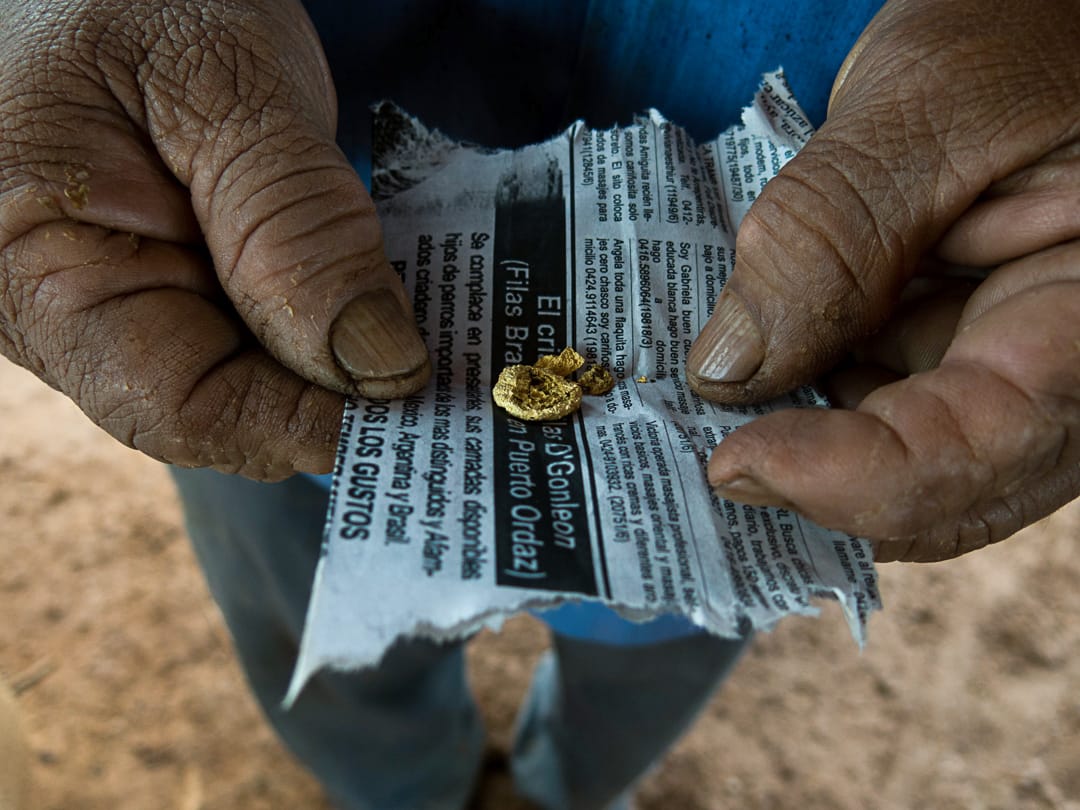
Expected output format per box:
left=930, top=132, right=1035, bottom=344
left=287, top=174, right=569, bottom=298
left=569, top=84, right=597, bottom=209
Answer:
left=2, top=357, right=1079, bottom=810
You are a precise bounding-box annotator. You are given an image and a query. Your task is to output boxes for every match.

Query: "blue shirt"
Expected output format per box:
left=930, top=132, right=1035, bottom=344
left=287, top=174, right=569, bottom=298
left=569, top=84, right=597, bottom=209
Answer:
left=301, top=0, right=883, bottom=643
left=304, top=0, right=883, bottom=182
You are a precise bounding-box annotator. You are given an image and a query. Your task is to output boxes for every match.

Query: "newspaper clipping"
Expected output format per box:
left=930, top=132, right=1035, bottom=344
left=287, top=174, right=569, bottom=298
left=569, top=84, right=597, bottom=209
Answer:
left=287, top=71, right=881, bottom=703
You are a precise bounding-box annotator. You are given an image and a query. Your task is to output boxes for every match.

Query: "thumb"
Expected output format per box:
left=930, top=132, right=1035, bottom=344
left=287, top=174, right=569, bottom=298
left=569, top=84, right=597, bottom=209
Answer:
left=686, top=0, right=1080, bottom=404
left=145, top=1, right=429, bottom=399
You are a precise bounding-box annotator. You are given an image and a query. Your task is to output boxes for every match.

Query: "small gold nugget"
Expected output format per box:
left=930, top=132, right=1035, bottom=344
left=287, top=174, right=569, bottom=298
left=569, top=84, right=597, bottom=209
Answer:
left=534, top=346, right=586, bottom=376
left=577, top=364, right=615, bottom=396
left=493, top=347, right=615, bottom=421
left=493, top=365, right=583, bottom=421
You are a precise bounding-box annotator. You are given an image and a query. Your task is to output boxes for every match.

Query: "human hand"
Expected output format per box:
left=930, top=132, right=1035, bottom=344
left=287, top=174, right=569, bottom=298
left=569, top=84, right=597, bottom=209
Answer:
left=686, top=0, right=1080, bottom=561
left=0, top=0, right=429, bottom=480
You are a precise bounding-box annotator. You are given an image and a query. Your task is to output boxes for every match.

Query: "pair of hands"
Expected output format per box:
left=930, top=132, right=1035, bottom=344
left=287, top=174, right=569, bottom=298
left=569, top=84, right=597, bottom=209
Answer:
left=1, top=0, right=1077, bottom=562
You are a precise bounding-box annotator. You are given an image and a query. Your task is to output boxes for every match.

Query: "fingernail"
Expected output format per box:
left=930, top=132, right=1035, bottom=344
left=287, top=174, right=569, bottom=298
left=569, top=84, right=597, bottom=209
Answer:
left=331, top=289, right=431, bottom=398
left=712, top=475, right=793, bottom=510
left=687, top=293, right=765, bottom=383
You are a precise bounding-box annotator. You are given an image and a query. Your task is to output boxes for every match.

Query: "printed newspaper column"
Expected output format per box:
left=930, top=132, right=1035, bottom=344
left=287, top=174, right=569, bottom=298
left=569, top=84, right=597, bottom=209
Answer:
left=568, top=120, right=740, bottom=628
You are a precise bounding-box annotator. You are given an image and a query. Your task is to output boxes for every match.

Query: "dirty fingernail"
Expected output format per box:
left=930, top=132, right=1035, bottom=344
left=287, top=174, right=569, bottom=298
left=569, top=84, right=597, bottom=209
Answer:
left=687, top=293, right=765, bottom=383
left=331, top=289, right=431, bottom=398
left=712, top=475, right=793, bottom=509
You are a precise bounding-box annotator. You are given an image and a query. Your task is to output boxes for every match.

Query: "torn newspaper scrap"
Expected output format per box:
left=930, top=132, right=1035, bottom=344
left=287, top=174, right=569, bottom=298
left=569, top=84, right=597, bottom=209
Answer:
left=287, top=71, right=880, bottom=704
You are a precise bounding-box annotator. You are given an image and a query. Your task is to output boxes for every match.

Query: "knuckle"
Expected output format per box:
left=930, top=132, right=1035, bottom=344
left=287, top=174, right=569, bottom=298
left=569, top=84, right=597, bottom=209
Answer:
left=739, top=151, right=904, bottom=346
left=208, top=140, right=360, bottom=270
left=136, top=1, right=333, bottom=178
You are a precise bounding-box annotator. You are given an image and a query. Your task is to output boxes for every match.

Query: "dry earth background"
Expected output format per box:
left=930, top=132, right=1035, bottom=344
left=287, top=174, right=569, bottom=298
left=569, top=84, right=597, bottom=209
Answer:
left=2, top=358, right=1080, bottom=810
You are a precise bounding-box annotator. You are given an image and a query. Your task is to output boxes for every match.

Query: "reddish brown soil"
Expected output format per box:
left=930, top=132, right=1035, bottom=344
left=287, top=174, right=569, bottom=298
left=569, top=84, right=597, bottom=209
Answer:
left=3, top=359, right=1079, bottom=810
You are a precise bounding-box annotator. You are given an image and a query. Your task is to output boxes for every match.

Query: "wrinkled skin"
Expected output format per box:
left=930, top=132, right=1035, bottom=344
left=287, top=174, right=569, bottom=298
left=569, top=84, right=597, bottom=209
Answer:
left=3, top=0, right=1078, bottom=561
left=687, top=0, right=1080, bottom=561
left=0, top=0, right=429, bottom=480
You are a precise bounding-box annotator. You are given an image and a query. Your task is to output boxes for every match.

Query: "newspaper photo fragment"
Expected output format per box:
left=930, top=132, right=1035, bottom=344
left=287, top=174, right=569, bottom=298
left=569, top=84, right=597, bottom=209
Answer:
left=287, top=71, right=881, bottom=703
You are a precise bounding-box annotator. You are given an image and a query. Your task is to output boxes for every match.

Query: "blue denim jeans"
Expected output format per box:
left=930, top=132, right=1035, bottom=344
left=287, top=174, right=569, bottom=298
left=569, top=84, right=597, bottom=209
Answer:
left=171, top=468, right=748, bottom=809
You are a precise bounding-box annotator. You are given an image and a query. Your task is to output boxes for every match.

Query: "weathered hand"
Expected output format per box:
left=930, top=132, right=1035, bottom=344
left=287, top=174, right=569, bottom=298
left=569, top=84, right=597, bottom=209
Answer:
left=686, top=0, right=1080, bottom=561
left=0, top=0, right=429, bottom=480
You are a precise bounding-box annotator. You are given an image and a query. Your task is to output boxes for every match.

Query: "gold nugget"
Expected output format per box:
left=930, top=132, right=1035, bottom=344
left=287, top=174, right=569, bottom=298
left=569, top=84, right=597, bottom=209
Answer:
left=493, top=365, right=583, bottom=420
left=493, top=347, right=614, bottom=421
left=534, top=346, right=585, bottom=376
left=577, top=364, right=615, bottom=396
